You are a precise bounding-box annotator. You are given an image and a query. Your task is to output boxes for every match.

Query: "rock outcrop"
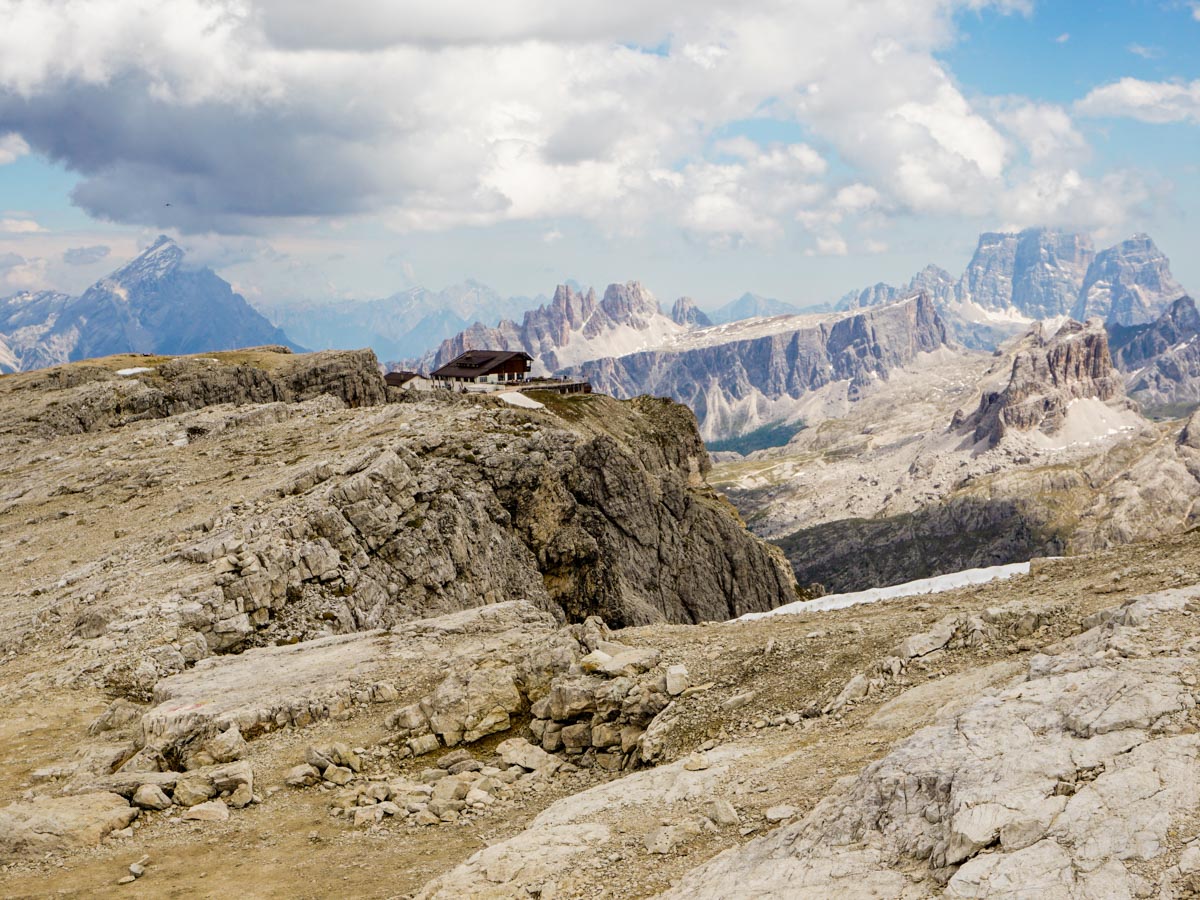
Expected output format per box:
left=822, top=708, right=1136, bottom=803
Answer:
left=569, top=293, right=949, bottom=439
left=663, top=584, right=1200, bottom=899
left=166, top=392, right=796, bottom=654
left=2, top=346, right=387, bottom=436
left=962, top=319, right=1124, bottom=446
left=1072, top=233, right=1185, bottom=326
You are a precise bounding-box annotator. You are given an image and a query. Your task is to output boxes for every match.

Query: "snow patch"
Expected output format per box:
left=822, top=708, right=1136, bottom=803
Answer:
left=115, top=367, right=154, bottom=376
left=497, top=391, right=544, bottom=409
left=737, top=561, right=1032, bottom=619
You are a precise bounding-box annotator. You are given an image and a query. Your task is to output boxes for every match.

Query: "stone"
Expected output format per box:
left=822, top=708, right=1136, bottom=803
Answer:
left=591, top=723, right=621, bottom=749
left=408, top=734, right=441, bottom=757
left=764, top=805, right=796, bottom=823
left=286, top=764, right=320, bottom=787
left=683, top=752, right=710, bottom=772
left=129, top=862, right=146, bottom=877
left=437, top=749, right=473, bottom=770
left=172, top=773, right=216, bottom=808
left=701, top=799, right=739, bottom=827
left=0, top=793, right=137, bottom=856
left=353, top=806, right=384, bottom=827
left=203, top=725, right=248, bottom=763
left=132, top=784, right=172, bottom=811
left=496, top=738, right=560, bottom=772
left=182, top=800, right=229, bottom=822
left=895, top=622, right=954, bottom=660
left=323, top=765, right=353, bottom=786
left=560, top=723, right=592, bottom=754
left=210, top=760, right=253, bottom=794
left=414, top=810, right=440, bottom=826
left=665, top=665, right=689, bottom=696
left=228, top=783, right=253, bottom=809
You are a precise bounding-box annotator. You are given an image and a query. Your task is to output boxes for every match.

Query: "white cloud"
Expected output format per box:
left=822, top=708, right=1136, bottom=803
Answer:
left=1128, top=43, right=1163, bottom=60
left=996, top=101, right=1088, bottom=165
left=0, top=131, right=28, bottom=165
left=542, top=228, right=563, bottom=244
left=0, top=251, right=47, bottom=290
left=1055, top=33, right=1070, bottom=44
left=0, top=216, right=42, bottom=233
left=1076, top=77, right=1200, bottom=125
left=810, top=234, right=849, bottom=256
left=0, top=0, right=1145, bottom=249
left=1193, top=2, right=1200, bottom=22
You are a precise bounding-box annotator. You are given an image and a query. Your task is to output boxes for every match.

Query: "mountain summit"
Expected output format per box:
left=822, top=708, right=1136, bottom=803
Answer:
left=0, top=237, right=300, bottom=372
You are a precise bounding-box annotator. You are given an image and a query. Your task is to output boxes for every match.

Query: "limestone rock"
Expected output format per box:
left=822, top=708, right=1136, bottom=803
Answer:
left=172, top=773, right=216, bottom=808
left=496, top=738, right=559, bottom=772
left=182, top=800, right=229, bottom=822
left=0, top=793, right=137, bottom=857
left=131, top=784, right=172, bottom=811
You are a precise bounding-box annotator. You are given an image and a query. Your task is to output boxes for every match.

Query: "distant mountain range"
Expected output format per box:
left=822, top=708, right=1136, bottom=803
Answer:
left=838, top=229, right=1185, bottom=345
left=0, top=237, right=297, bottom=373
left=252, top=281, right=544, bottom=361
left=411, top=227, right=1190, bottom=439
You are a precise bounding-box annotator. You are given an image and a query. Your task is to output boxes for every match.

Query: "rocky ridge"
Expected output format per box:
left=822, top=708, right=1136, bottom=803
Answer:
left=569, top=293, right=949, bottom=440
left=1108, top=295, right=1200, bottom=411
left=417, top=281, right=686, bottom=375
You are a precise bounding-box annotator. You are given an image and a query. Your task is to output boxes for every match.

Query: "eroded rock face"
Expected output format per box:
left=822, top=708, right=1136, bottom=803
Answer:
left=569, top=294, right=949, bottom=439
left=662, top=585, right=1200, bottom=899
left=671, top=297, right=712, bottom=328
left=964, top=319, right=1124, bottom=446
left=419, top=281, right=677, bottom=375
left=1073, top=233, right=1185, bottom=326
left=1109, top=295, right=1200, bottom=409
left=170, top=393, right=795, bottom=653
left=5, top=347, right=386, bottom=436
left=958, top=228, right=1095, bottom=319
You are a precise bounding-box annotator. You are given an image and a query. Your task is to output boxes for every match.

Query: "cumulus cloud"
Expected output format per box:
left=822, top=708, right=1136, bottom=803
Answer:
left=0, top=0, right=1153, bottom=247
left=0, top=131, right=27, bottom=164
left=1076, top=77, right=1200, bottom=125
left=62, top=244, right=110, bottom=265
left=0, top=250, right=47, bottom=291
left=0, top=216, right=41, bottom=233
left=995, top=100, right=1088, bottom=165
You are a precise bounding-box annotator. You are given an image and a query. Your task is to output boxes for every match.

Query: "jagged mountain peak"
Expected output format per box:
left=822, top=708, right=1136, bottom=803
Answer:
left=108, top=235, right=185, bottom=287
left=671, top=296, right=713, bottom=327
left=1073, top=232, right=1184, bottom=326
left=959, top=316, right=1125, bottom=446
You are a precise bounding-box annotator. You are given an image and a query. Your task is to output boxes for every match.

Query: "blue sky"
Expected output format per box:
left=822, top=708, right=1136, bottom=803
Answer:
left=0, top=0, right=1197, bottom=310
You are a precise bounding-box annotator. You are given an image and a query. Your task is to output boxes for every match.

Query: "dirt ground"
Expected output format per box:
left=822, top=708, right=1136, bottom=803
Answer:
left=5, top=529, right=1199, bottom=899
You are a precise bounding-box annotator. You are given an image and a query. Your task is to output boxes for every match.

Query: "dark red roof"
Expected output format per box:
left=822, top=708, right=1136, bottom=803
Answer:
left=430, top=350, right=533, bottom=379
left=384, top=371, right=420, bottom=386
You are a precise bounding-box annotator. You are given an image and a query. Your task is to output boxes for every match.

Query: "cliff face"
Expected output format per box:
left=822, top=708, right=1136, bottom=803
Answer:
left=1108, top=296, right=1200, bottom=408
left=963, top=319, right=1123, bottom=446
left=1072, top=233, right=1185, bottom=326
left=569, top=294, right=949, bottom=438
left=0, top=368, right=796, bottom=684
left=958, top=228, right=1095, bottom=318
